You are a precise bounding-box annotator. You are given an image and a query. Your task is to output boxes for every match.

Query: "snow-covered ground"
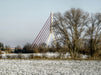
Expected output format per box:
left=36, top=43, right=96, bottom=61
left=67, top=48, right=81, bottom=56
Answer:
left=1, top=53, right=59, bottom=59
left=0, top=60, right=100, bottom=75
left=1, top=53, right=88, bottom=59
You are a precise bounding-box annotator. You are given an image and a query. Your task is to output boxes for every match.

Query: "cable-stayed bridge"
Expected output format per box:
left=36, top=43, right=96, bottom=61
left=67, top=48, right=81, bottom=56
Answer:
left=31, top=13, right=56, bottom=47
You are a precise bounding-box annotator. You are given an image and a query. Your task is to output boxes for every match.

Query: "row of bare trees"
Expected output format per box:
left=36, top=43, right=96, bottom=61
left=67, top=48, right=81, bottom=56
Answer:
left=52, top=8, right=101, bottom=58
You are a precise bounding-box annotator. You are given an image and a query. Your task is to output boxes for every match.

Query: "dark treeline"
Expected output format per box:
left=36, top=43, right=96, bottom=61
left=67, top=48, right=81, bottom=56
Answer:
left=0, top=8, right=101, bottom=59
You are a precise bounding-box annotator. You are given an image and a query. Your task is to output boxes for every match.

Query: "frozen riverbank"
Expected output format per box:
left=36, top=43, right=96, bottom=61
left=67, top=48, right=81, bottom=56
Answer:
left=0, top=60, right=101, bottom=75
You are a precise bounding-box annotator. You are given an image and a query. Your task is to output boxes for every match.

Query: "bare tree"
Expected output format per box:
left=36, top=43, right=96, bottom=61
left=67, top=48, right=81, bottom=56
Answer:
left=85, top=13, right=101, bottom=57
left=53, top=8, right=89, bottom=58
left=5, top=46, right=12, bottom=53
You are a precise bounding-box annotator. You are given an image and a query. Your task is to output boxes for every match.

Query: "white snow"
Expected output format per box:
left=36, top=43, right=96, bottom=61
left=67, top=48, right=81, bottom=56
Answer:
left=1, top=53, right=89, bottom=59
left=0, top=59, right=100, bottom=75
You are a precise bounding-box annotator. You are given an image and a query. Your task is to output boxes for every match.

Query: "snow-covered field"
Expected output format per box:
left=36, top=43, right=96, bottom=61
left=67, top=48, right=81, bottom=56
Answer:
left=1, top=53, right=88, bottom=59
left=0, top=60, right=101, bottom=75
left=1, top=53, right=59, bottom=59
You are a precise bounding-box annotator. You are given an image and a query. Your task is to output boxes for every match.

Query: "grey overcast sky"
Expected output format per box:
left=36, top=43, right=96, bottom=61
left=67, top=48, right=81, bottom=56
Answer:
left=0, top=0, right=101, bottom=47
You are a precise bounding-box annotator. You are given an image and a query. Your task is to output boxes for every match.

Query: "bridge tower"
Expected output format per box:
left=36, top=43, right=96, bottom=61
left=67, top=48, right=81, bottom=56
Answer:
left=46, top=12, right=56, bottom=46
